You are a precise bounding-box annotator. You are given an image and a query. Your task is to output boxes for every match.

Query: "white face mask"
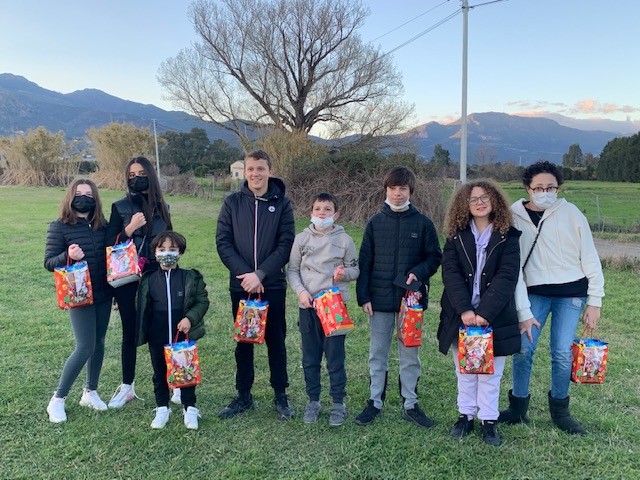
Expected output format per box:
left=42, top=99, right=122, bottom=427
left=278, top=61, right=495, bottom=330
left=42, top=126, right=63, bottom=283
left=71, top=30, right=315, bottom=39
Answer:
left=532, top=191, right=557, bottom=210
left=385, top=198, right=411, bottom=212
left=156, top=251, right=180, bottom=267
left=310, top=215, right=335, bottom=230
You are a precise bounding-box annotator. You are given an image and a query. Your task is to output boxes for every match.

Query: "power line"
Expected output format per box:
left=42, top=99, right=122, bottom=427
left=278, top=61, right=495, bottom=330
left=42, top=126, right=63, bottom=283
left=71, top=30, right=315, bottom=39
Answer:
left=369, top=0, right=451, bottom=43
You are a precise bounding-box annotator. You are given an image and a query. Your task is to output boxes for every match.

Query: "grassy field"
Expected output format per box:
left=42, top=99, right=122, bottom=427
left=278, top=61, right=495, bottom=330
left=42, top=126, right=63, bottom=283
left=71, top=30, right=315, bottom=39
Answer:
left=1, top=185, right=639, bottom=480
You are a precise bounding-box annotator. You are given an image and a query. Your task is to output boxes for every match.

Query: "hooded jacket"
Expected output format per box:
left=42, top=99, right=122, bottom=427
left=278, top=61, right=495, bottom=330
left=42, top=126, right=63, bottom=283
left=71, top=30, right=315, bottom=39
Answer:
left=44, top=218, right=113, bottom=304
left=287, top=224, right=359, bottom=306
left=216, top=177, right=295, bottom=292
left=511, top=198, right=604, bottom=307
left=438, top=225, right=522, bottom=356
left=356, top=203, right=442, bottom=312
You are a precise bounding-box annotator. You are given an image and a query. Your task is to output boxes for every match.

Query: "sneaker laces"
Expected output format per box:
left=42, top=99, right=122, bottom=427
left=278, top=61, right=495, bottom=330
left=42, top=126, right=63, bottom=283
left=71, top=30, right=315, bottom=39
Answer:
left=110, top=382, right=144, bottom=403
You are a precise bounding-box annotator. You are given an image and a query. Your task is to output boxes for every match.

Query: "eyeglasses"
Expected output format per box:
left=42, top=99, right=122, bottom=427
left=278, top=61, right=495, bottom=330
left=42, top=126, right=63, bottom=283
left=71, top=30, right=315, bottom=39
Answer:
left=529, top=186, right=558, bottom=194
left=468, top=194, right=490, bottom=205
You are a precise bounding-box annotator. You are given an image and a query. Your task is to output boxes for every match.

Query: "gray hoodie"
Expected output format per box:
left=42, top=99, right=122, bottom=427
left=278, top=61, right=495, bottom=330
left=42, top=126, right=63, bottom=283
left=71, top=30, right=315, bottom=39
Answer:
left=287, top=224, right=359, bottom=307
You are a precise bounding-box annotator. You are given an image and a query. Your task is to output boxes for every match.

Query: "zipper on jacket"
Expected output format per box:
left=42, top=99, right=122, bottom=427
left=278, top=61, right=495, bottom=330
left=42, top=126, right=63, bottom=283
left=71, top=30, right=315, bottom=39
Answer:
left=165, top=270, right=173, bottom=343
left=458, top=235, right=475, bottom=278
left=253, top=198, right=259, bottom=271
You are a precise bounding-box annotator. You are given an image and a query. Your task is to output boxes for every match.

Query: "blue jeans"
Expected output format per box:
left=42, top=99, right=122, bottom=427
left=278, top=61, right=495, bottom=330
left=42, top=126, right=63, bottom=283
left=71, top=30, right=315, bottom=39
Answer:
left=512, top=295, right=585, bottom=400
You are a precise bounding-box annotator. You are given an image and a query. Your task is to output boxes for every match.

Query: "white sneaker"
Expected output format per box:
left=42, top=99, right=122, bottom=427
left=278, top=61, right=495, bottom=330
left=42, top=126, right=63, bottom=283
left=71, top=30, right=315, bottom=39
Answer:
left=151, top=406, right=171, bottom=429
left=183, top=406, right=201, bottom=430
left=79, top=389, right=108, bottom=411
left=108, top=382, right=141, bottom=408
left=47, top=394, right=67, bottom=423
left=171, top=388, right=182, bottom=405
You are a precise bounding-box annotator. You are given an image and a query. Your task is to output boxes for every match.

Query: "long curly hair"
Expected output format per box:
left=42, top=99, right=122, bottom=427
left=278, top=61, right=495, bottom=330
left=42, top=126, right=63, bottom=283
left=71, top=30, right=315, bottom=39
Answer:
left=444, top=178, right=513, bottom=238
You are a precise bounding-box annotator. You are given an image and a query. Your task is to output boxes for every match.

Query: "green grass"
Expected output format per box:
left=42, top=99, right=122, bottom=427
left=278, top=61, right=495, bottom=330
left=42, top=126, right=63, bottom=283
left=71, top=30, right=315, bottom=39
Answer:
left=1, top=186, right=639, bottom=479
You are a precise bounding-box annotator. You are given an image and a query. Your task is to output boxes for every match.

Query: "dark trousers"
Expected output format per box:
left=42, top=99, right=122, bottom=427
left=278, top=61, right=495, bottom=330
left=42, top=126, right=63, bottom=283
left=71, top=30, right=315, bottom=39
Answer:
left=299, top=308, right=347, bottom=403
left=113, top=281, right=138, bottom=384
left=231, top=289, right=289, bottom=395
left=148, top=343, right=196, bottom=409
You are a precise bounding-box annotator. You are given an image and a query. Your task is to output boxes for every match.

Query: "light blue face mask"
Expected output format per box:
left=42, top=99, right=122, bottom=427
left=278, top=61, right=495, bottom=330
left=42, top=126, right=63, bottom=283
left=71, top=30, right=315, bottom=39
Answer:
left=156, top=251, right=180, bottom=267
left=310, top=215, right=335, bottom=230
left=532, top=191, right=557, bottom=210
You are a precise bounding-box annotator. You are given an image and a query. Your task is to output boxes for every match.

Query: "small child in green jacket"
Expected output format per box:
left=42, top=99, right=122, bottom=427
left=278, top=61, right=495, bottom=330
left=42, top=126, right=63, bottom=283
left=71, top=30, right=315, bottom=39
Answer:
left=136, top=231, right=209, bottom=430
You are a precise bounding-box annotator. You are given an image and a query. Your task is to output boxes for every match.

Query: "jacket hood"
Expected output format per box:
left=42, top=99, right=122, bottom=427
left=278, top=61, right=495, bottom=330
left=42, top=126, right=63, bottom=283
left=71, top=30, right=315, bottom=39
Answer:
left=241, top=177, right=286, bottom=200
left=511, top=197, right=567, bottom=221
left=302, top=224, right=347, bottom=237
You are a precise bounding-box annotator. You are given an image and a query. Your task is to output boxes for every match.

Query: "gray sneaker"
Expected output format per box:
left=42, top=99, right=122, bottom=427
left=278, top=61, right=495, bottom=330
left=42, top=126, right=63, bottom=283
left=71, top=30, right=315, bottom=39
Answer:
left=303, top=401, right=322, bottom=424
left=329, top=402, right=348, bottom=427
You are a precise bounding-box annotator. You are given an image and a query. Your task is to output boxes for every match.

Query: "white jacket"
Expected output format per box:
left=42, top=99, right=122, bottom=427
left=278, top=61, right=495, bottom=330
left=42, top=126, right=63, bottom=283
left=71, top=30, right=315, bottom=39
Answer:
left=511, top=198, right=604, bottom=307
left=287, top=224, right=359, bottom=307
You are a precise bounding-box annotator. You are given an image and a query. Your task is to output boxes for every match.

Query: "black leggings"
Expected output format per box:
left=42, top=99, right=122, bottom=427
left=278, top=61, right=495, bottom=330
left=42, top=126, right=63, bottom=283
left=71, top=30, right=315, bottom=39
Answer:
left=113, top=281, right=138, bottom=384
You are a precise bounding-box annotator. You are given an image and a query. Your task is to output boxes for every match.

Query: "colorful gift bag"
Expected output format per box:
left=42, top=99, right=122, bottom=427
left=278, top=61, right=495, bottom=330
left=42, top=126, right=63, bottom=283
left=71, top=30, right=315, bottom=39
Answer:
left=314, top=286, right=355, bottom=337
left=164, top=334, right=201, bottom=388
left=234, top=297, right=269, bottom=343
left=54, top=260, right=94, bottom=309
left=458, top=326, right=495, bottom=374
left=571, top=331, right=608, bottom=384
left=398, top=291, right=423, bottom=347
left=106, top=238, right=141, bottom=287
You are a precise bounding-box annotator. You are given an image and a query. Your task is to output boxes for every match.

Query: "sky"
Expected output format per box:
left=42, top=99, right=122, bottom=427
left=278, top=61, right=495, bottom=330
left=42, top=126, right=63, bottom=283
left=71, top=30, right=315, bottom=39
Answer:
left=1, top=0, right=638, bottom=130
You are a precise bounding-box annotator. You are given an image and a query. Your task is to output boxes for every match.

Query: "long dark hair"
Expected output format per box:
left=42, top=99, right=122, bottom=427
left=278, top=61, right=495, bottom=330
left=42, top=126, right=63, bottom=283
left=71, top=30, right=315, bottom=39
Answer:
left=125, top=156, right=172, bottom=232
left=59, top=179, right=106, bottom=231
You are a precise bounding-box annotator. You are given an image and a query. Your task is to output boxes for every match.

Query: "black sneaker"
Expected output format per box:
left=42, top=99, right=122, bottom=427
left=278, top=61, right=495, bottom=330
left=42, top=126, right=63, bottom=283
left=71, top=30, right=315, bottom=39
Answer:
left=481, top=420, right=501, bottom=446
left=218, top=393, right=254, bottom=419
left=402, top=404, right=435, bottom=429
left=450, top=414, right=474, bottom=437
left=355, top=400, right=381, bottom=426
left=274, top=393, right=295, bottom=420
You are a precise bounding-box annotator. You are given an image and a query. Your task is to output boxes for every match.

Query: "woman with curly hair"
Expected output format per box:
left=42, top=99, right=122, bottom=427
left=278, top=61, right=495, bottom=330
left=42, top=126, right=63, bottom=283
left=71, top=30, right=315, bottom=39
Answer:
left=437, top=179, right=532, bottom=446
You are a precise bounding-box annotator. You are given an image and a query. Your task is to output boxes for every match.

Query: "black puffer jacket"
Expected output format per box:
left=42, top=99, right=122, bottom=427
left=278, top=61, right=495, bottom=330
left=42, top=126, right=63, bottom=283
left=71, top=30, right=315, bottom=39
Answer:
left=106, top=194, right=170, bottom=261
left=356, top=204, right=442, bottom=312
left=216, top=178, right=295, bottom=292
left=44, top=218, right=113, bottom=303
left=437, top=225, right=521, bottom=357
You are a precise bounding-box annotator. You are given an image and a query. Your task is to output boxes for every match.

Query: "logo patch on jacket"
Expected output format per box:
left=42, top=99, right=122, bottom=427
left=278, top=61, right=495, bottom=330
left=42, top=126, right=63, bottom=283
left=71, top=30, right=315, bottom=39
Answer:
left=410, top=232, right=418, bottom=238
left=268, top=206, right=276, bottom=213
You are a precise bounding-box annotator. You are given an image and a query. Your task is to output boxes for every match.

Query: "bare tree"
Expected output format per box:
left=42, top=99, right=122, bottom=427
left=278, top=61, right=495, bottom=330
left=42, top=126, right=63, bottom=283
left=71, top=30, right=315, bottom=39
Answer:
left=158, top=0, right=414, bottom=146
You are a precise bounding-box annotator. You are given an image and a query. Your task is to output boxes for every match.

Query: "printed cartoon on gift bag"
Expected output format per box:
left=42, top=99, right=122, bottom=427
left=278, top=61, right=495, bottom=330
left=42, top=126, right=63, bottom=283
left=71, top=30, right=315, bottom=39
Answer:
left=398, top=290, right=423, bottom=347
left=234, top=297, right=269, bottom=343
left=54, top=261, right=93, bottom=309
left=571, top=335, right=608, bottom=384
left=458, top=326, right=495, bottom=374
left=164, top=338, right=201, bottom=388
left=106, top=238, right=142, bottom=287
left=314, top=286, right=355, bottom=337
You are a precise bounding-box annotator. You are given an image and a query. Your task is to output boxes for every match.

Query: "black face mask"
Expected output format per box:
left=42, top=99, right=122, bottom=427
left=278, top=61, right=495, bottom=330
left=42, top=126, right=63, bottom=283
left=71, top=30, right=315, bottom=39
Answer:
left=71, top=195, right=96, bottom=213
left=128, top=176, right=150, bottom=193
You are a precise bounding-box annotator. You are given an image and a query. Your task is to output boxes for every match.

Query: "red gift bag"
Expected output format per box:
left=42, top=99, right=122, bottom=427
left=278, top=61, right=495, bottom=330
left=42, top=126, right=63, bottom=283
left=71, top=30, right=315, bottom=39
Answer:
left=164, top=333, right=201, bottom=388
left=571, top=329, right=608, bottom=384
left=106, top=236, right=141, bottom=287
left=314, top=286, right=355, bottom=337
left=54, top=260, right=93, bottom=309
left=234, top=296, right=269, bottom=343
left=458, top=327, right=494, bottom=374
left=398, top=291, right=423, bottom=347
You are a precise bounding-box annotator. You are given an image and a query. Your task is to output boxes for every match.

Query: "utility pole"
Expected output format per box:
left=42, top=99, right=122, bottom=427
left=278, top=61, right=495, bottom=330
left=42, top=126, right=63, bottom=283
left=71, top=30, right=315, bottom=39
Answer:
left=460, top=0, right=469, bottom=183
left=152, top=119, right=160, bottom=178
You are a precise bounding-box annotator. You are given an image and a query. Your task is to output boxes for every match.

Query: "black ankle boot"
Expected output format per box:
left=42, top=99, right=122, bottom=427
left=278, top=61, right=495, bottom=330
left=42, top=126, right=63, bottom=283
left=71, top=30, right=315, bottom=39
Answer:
left=548, top=392, right=586, bottom=435
left=498, top=389, right=530, bottom=424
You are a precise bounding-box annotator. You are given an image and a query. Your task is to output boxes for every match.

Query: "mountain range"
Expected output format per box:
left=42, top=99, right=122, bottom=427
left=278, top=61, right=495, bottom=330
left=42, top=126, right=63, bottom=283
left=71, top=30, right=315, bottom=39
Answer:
left=0, top=73, right=634, bottom=165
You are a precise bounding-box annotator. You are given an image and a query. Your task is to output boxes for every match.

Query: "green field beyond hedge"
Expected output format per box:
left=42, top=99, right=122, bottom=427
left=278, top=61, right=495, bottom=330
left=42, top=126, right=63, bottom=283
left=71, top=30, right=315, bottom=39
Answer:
left=1, top=186, right=638, bottom=479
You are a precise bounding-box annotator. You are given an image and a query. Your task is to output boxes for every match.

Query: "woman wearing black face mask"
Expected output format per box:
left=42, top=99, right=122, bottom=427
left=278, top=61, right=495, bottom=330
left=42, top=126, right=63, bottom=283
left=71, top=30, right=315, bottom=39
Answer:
left=106, top=156, right=173, bottom=408
left=44, top=179, right=113, bottom=423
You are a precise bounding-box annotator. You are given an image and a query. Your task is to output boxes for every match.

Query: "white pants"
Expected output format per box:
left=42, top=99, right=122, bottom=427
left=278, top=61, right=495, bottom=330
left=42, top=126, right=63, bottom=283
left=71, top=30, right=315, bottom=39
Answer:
left=452, top=347, right=506, bottom=421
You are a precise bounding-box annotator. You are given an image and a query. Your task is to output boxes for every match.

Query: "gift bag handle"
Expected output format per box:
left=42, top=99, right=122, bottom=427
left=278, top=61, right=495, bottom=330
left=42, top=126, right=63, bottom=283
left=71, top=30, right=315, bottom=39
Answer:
left=172, top=332, right=190, bottom=344
left=578, top=326, right=600, bottom=339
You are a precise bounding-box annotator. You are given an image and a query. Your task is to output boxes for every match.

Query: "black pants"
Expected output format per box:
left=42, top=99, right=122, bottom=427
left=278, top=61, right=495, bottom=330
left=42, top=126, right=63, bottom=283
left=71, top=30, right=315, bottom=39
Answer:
left=231, top=289, right=289, bottom=395
left=113, top=281, right=138, bottom=384
left=299, top=308, right=347, bottom=403
left=148, top=343, right=196, bottom=409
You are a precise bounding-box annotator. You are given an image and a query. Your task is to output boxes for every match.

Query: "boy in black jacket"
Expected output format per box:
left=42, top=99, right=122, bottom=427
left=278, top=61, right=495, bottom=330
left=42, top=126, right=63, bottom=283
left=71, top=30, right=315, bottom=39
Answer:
left=216, top=150, right=296, bottom=420
left=355, top=166, right=442, bottom=427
